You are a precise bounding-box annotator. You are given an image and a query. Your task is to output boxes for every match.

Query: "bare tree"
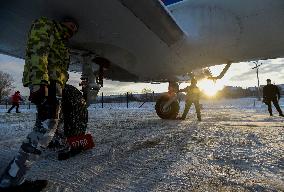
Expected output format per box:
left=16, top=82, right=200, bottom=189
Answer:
left=0, top=71, right=14, bottom=102
left=141, top=88, right=152, bottom=94
left=141, top=88, right=153, bottom=101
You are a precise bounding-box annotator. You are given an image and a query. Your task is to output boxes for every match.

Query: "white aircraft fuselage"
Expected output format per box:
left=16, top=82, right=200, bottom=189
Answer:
left=170, top=0, right=284, bottom=73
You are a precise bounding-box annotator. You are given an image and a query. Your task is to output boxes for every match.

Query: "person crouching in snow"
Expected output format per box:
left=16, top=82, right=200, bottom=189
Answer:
left=7, top=91, right=23, bottom=113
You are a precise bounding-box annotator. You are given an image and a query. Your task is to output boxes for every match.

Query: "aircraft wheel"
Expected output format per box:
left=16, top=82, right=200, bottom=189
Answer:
left=155, top=95, right=179, bottom=119
left=62, top=84, right=88, bottom=137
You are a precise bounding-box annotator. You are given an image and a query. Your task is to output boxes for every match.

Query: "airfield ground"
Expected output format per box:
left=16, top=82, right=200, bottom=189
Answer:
left=0, top=98, right=283, bottom=191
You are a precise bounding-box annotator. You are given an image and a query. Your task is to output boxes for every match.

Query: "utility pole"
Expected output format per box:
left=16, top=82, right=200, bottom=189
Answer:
left=252, top=61, right=263, bottom=101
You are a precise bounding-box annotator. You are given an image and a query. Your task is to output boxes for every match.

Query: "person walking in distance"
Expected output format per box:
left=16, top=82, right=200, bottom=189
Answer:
left=263, top=79, right=284, bottom=117
left=7, top=91, right=23, bottom=113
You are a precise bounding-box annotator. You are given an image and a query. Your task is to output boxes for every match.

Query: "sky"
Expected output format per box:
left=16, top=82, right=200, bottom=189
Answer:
left=1, top=53, right=284, bottom=96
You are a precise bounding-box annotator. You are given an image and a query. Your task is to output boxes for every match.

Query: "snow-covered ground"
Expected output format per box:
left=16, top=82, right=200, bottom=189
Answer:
left=0, top=98, right=283, bottom=191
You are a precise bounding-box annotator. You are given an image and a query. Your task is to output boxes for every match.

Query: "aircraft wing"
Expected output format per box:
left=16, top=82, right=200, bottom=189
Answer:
left=0, top=0, right=186, bottom=82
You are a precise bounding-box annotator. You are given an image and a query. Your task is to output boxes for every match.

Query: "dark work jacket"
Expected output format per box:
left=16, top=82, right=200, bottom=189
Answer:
left=180, top=85, right=201, bottom=101
left=263, top=84, right=280, bottom=100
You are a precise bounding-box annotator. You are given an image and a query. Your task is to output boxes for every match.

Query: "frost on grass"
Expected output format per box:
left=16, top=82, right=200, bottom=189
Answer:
left=0, top=98, right=283, bottom=191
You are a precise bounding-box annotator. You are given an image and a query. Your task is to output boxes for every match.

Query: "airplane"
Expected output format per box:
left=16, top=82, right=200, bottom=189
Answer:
left=1, top=0, right=284, bottom=119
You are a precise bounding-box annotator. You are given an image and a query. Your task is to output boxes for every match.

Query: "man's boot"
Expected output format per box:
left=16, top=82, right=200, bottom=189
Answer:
left=197, top=114, right=201, bottom=121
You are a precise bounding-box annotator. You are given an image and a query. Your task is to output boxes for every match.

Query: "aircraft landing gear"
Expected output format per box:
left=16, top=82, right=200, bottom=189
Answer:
left=155, top=95, right=179, bottom=119
left=155, top=81, right=180, bottom=119
left=79, top=53, right=110, bottom=106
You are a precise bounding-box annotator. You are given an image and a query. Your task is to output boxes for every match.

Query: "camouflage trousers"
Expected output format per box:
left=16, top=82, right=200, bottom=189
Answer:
left=0, top=83, right=64, bottom=188
left=0, top=84, right=88, bottom=188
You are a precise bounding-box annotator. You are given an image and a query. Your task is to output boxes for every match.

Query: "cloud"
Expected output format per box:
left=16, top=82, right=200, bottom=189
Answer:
left=229, top=58, right=284, bottom=83
left=1, top=53, right=284, bottom=96
left=67, top=74, right=166, bottom=95
left=0, top=55, right=28, bottom=95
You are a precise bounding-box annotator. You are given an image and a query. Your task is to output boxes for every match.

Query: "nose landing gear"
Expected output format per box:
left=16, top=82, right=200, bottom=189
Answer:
left=155, top=95, right=179, bottom=119
left=155, top=81, right=180, bottom=119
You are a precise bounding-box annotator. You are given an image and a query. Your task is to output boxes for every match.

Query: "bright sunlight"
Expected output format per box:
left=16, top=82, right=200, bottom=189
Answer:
left=197, top=79, right=225, bottom=96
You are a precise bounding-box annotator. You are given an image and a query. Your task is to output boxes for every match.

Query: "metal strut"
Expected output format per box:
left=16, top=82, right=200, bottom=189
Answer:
left=208, top=62, right=232, bottom=80
left=79, top=54, right=110, bottom=106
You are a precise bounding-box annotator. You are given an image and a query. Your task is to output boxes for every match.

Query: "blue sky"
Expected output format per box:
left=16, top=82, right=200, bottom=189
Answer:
left=1, top=54, right=284, bottom=96
left=162, top=0, right=183, bottom=6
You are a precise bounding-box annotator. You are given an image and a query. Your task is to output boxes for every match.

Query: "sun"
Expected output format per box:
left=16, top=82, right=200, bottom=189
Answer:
left=197, top=79, right=224, bottom=96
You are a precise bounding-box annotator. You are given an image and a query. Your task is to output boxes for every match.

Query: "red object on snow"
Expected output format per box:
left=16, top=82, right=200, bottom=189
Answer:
left=67, top=134, right=95, bottom=151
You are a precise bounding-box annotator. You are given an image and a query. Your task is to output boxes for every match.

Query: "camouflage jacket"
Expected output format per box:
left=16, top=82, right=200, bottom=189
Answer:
left=23, top=17, right=70, bottom=87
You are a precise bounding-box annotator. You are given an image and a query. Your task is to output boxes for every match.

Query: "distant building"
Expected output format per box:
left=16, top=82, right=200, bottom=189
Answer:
left=277, top=84, right=284, bottom=94
left=223, top=86, right=242, bottom=91
left=248, top=84, right=284, bottom=95
left=248, top=86, right=258, bottom=91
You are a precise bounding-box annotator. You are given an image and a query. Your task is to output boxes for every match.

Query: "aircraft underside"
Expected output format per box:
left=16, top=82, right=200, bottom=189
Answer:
left=1, top=0, right=284, bottom=83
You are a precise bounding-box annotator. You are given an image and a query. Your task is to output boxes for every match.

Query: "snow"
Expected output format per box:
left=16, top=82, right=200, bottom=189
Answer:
left=0, top=98, right=283, bottom=191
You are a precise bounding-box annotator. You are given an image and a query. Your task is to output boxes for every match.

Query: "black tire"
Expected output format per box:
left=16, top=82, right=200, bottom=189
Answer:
left=155, top=95, right=179, bottom=119
left=62, top=84, right=88, bottom=137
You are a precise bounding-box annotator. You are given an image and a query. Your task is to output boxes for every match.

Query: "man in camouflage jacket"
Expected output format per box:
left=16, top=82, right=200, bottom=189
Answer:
left=0, top=17, right=78, bottom=190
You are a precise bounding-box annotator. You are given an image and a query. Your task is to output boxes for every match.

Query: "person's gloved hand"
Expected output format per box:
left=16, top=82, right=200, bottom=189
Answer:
left=29, top=85, right=48, bottom=105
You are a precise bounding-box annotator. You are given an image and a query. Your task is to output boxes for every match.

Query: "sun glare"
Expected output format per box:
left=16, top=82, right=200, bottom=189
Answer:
left=197, top=79, right=224, bottom=96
